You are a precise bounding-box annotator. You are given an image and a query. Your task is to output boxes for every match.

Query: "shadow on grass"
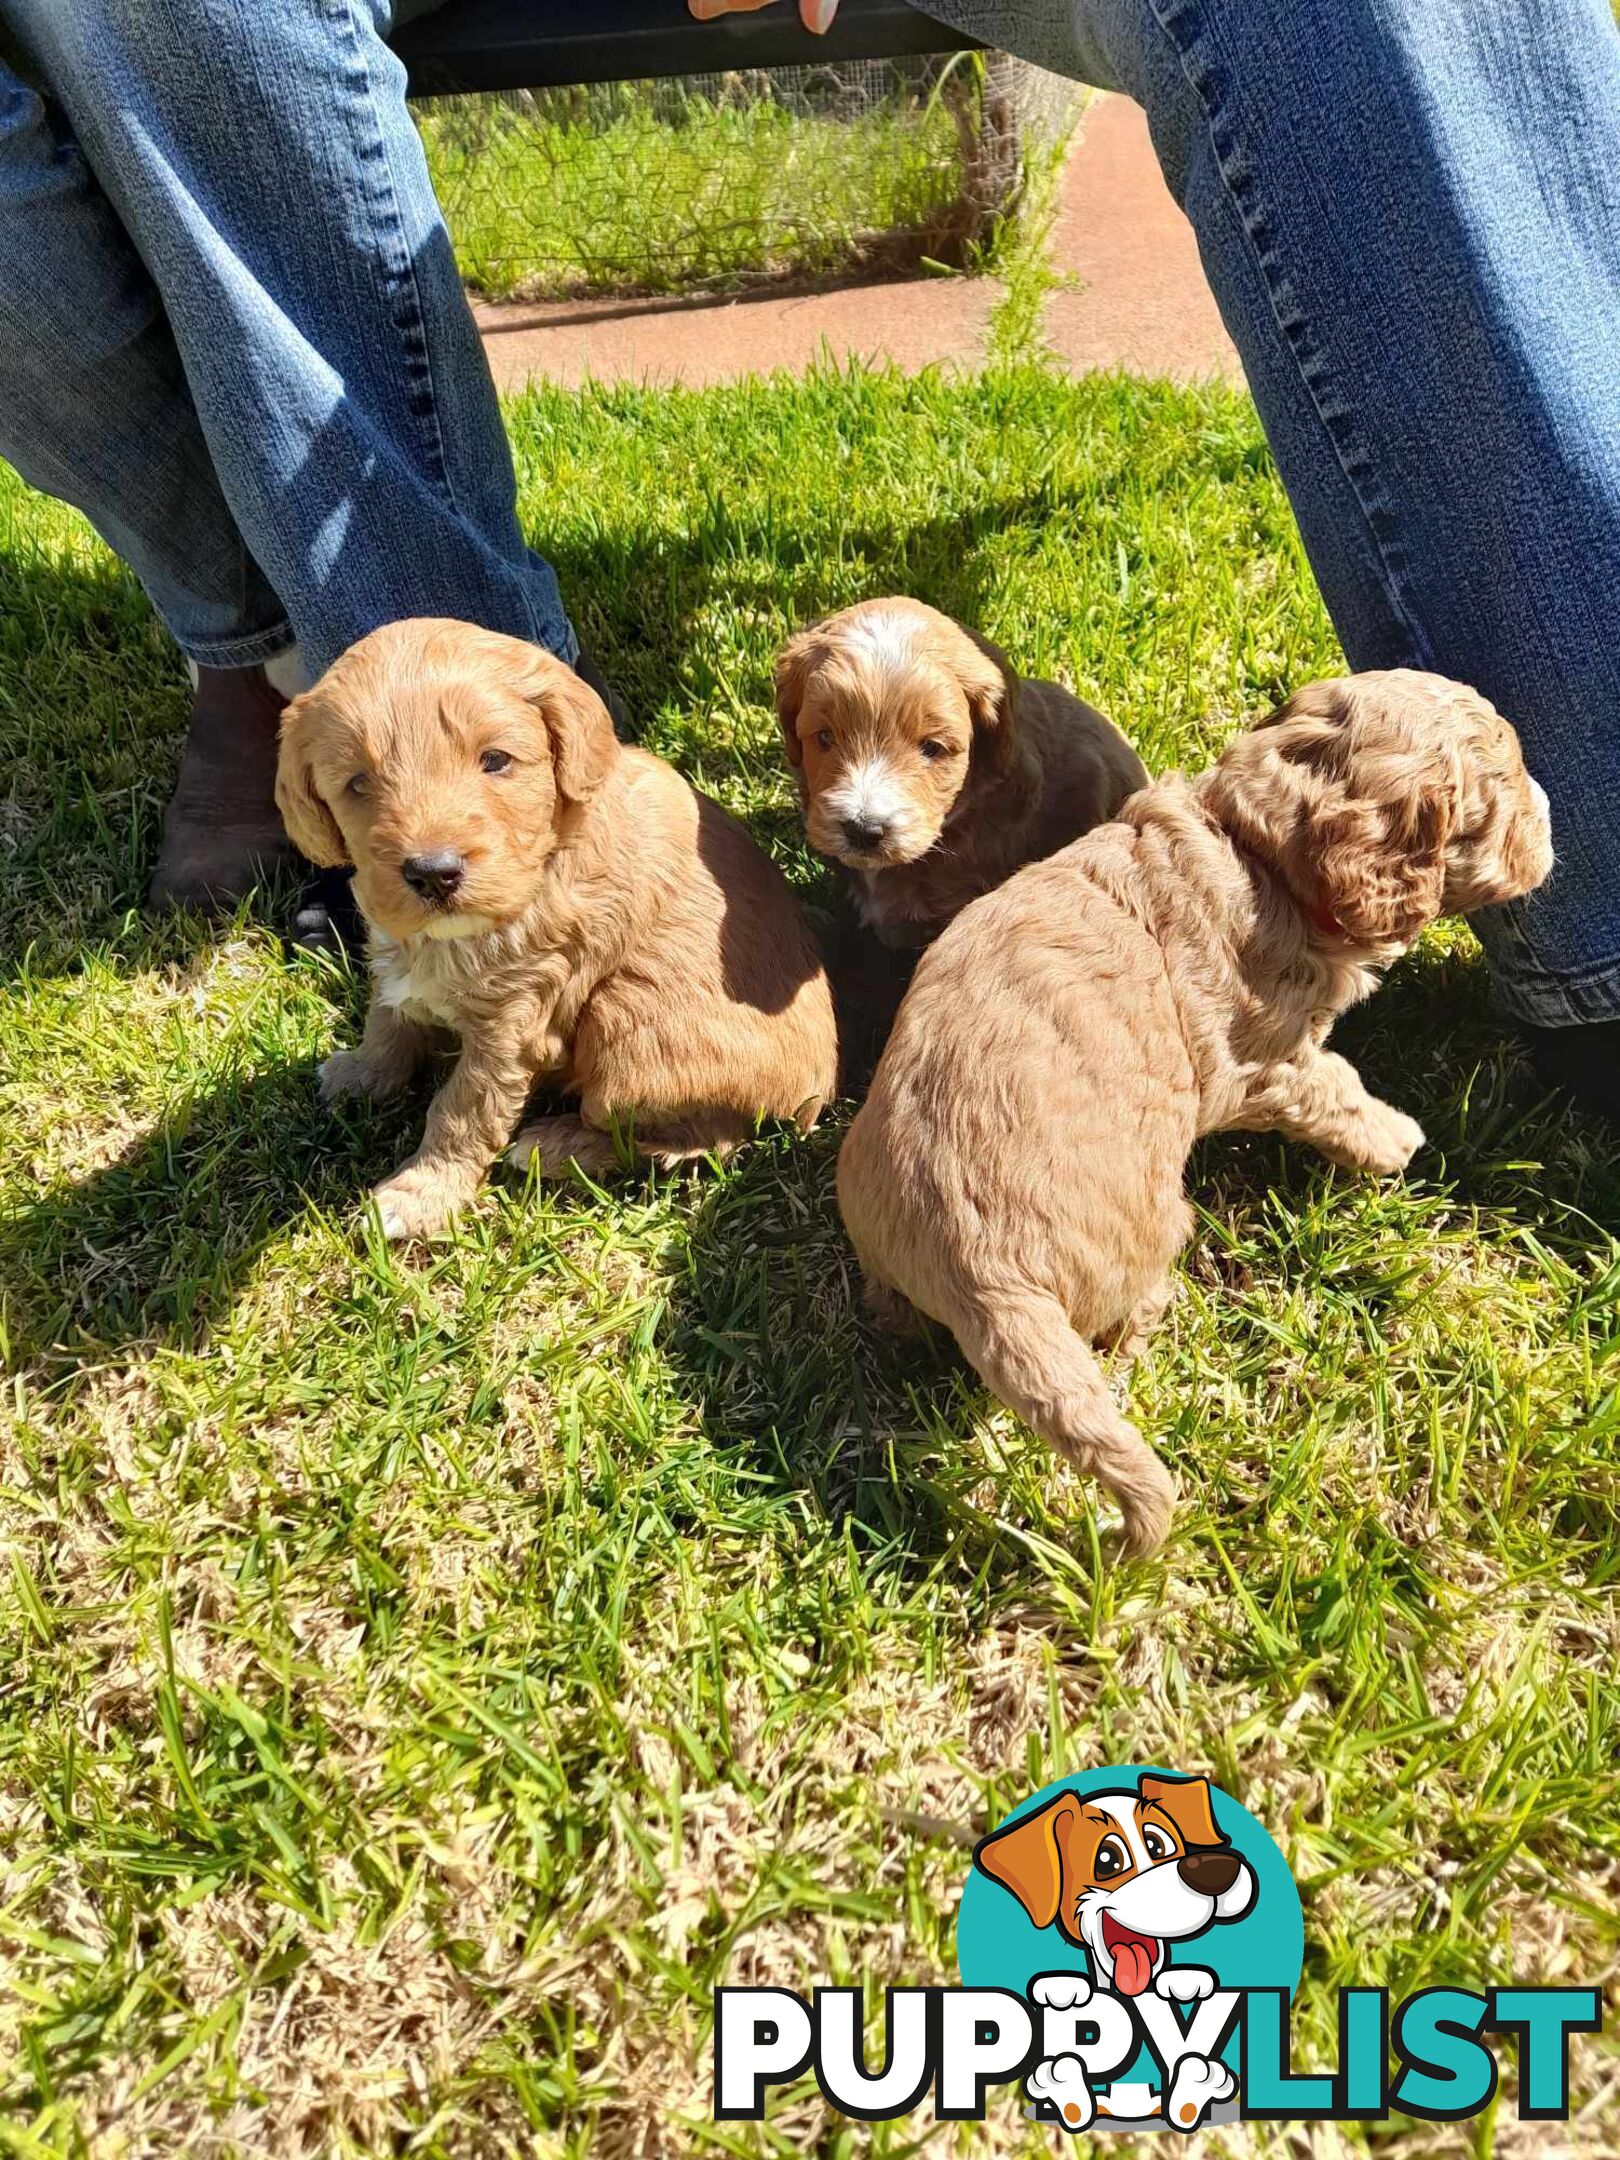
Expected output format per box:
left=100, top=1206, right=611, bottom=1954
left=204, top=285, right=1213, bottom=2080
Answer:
left=653, top=1117, right=1009, bottom=1576
left=540, top=495, right=1013, bottom=749
left=0, top=1051, right=418, bottom=1375
left=7, top=869, right=1613, bottom=1384
left=0, top=1053, right=998, bottom=1579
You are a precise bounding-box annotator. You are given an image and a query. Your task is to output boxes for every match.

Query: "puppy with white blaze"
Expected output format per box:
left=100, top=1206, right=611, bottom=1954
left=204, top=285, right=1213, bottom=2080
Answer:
left=776, top=597, right=1146, bottom=949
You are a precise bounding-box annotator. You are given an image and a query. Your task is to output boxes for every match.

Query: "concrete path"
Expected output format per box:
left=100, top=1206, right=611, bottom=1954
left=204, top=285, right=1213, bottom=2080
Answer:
left=475, top=93, right=1242, bottom=391
left=1041, top=93, right=1238, bottom=381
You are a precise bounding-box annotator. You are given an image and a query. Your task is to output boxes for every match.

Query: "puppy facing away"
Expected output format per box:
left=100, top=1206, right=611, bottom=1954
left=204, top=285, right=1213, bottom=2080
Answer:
left=775, top=597, right=1147, bottom=949
left=837, top=671, right=1554, bottom=1554
left=276, top=619, right=838, bottom=1239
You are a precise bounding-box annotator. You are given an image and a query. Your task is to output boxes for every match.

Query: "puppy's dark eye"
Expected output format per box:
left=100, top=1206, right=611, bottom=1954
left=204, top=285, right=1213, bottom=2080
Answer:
left=346, top=772, right=370, bottom=798
left=919, top=738, right=948, bottom=761
left=479, top=748, right=513, bottom=775
left=815, top=729, right=834, bottom=753
left=1143, top=1825, right=1174, bottom=1862
left=1094, top=1835, right=1130, bottom=1879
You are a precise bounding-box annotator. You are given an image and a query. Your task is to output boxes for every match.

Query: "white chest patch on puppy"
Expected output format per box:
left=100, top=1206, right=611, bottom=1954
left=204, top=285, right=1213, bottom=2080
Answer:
left=373, top=939, right=460, bottom=1025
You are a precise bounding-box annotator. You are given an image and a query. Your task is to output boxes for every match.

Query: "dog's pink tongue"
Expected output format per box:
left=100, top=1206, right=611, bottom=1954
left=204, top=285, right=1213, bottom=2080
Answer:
left=1111, top=1938, right=1156, bottom=1997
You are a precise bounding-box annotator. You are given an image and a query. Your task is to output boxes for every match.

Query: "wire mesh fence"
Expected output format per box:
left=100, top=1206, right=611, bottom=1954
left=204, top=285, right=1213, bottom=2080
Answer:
left=416, top=53, right=1083, bottom=302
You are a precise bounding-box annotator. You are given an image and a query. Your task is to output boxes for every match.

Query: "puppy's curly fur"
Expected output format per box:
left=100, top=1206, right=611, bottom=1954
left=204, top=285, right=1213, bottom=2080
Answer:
left=277, top=619, right=837, bottom=1239
left=837, top=671, right=1555, bottom=1554
left=776, top=598, right=1147, bottom=949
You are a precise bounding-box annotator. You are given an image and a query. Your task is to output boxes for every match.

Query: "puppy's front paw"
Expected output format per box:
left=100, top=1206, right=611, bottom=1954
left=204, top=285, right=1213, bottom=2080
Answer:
left=862, top=1274, right=924, bottom=1336
left=370, top=1162, right=465, bottom=1242
left=1339, top=1099, right=1425, bottom=1177
left=1025, top=2055, right=1095, bottom=2135
left=319, top=1050, right=371, bottom=1102
left=1031, top=1972, right=1093, bottom=2013
left=1163, top=2052, right=1236, bottom=2133
left=1154, top=1965, right=1215, bottom=2005
left=320, top=1049, right=408, bottom=1104
left=1117, top=1447, right=1177, bottom=1560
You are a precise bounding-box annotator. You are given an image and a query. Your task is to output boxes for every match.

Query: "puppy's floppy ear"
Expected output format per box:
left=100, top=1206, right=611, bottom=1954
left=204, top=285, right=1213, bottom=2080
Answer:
left=958, top=626, right=1019, bottom=765
left=1205, top=680, right=1453, bottom=949
left=1312, top=787, right=1452, bottom=947
left=274, top=691, right=349, bottom=867
left=531, top=664, right=618, bottom=806
left=974, top=1793, right=1079, bottom=1931
left=1139, top=1774, right=1227, bottom=1851
left=773, top=627, right=825, bottom=769
left=1200, top=697, right=1337, bottom=881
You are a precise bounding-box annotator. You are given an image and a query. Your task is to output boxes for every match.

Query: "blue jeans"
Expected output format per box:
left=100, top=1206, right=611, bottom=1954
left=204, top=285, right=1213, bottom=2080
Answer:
left=0, top=0, right=574, bottom=681
left=930, top=0, right=1620, bottom=1028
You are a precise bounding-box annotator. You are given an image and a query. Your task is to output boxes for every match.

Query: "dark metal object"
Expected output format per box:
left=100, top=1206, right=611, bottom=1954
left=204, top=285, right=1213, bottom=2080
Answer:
left=394, top=0, right=980, bottom=98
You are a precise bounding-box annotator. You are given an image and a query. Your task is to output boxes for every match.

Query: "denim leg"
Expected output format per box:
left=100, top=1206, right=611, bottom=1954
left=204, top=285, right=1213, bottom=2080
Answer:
left=0, top=58, right=288, bottom=664
left=5, top=0, right=575, bottom=680
left=928, top=0, right=1620, bottom=1027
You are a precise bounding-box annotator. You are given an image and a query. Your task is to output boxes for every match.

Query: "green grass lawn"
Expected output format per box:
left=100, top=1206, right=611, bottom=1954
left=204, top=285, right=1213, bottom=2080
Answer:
left=2, top=362, right=1619, bottom=2154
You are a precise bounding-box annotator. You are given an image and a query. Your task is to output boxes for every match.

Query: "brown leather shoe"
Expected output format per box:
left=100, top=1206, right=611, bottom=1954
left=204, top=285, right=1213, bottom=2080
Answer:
left=147, top=664, right=298, bottom=914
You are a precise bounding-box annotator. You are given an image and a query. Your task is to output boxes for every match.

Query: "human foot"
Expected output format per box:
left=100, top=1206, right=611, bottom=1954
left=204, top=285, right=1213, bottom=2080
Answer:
left=147, top=664, right=296, bottom=913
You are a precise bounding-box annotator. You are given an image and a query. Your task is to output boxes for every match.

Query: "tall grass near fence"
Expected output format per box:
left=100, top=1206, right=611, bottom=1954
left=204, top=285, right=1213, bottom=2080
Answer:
left=417, top=58, right=1079, bottom=299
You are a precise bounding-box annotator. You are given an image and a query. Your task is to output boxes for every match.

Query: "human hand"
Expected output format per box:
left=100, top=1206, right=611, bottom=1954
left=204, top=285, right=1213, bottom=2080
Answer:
left=688, top=0, right=842, bottom=32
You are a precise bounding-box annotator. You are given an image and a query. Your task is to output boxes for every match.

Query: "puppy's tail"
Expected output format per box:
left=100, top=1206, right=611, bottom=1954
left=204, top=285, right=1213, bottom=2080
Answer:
left=953, top=1291, right=1175, bottom=1557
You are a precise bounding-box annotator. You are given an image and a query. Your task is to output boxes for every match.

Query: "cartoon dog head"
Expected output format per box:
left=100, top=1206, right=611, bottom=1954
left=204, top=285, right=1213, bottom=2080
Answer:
left=973, top=1775, right=1255, bottom=1998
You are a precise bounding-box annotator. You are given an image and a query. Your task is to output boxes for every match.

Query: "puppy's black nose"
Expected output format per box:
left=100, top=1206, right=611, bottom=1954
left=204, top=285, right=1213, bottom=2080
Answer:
left=841, top=816, right=889, bottom=852
left=400, top=848, right=466, bottom=904
left=1178, top=1850, right=1241, bottom=1898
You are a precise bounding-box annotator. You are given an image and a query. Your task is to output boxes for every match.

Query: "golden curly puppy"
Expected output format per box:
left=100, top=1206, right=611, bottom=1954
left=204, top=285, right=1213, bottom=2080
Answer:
left=837, top=671, right=1554, bottom=1554
left=277, top=619, right=838, bottom=1239
left=776, top=598, right=1147, bottom=948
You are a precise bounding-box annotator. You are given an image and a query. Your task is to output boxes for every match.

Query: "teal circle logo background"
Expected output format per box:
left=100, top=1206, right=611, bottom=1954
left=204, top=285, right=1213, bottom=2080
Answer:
left=957, top=1765, right=1303, bottom=2080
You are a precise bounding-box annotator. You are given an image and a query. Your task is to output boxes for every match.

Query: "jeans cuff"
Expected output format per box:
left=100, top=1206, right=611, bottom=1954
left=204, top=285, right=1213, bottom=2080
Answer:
left=174, top=621, right=299, bottom=671
left=1481, top=902, right=1620, bottom=1028
left=1494, top=965, right=1620, bottom=1030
